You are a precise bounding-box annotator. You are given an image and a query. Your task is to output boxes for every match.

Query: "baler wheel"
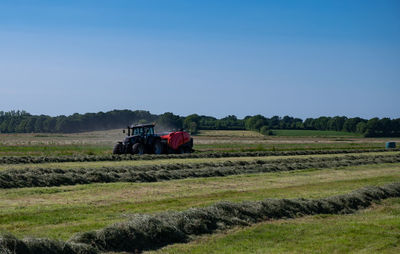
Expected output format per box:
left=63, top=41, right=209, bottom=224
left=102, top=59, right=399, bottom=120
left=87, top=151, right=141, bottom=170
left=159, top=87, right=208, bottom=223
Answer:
left=178, top=146, right=186, bottom=154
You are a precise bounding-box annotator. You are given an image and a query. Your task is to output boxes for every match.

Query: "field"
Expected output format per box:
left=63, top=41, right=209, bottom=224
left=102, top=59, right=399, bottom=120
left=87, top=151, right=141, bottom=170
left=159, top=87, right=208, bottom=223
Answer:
left=1, top=130, right=400, bottom=253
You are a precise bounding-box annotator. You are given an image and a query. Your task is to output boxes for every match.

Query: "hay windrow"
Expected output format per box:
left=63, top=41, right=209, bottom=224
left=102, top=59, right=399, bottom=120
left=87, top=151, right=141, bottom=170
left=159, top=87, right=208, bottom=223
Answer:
left=2, top=183, right=400, bottom=253
left=1, top=154, right=399, bottom=189
left=0, top=233, right=97, bottom=254
left=0, top=148, right=398, bottom=165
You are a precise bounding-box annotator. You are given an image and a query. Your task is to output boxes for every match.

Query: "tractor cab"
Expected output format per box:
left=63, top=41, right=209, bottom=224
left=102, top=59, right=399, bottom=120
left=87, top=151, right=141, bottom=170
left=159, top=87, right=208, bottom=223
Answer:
left=118, top=124, right=161, bottom=154
left=126, top=124, right=155, bottom=137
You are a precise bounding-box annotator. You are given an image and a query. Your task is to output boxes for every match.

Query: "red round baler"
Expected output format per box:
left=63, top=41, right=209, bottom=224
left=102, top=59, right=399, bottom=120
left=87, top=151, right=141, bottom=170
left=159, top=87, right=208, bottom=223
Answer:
left=161, top=131, right=193, bottom=152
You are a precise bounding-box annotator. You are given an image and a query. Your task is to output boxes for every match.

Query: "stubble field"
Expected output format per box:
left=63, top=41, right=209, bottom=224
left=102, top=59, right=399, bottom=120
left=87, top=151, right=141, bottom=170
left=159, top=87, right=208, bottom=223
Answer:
left=0, top=130, right=399, bottom=253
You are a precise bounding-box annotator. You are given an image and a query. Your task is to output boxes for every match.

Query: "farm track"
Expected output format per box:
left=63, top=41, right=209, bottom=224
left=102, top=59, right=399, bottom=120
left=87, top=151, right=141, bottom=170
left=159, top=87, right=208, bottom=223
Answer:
left=0, top=148, right=399, bottom=165
left=1, top=153, right=400, bottom=188
left=1, top=183, right=400, bottom=254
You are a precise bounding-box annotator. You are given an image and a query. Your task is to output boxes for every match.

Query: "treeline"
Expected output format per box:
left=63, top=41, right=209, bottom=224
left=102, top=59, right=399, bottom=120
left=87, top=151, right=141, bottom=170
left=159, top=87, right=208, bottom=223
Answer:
left=0, top=110, right=399, bottom=137
left=242, top=115, right=400, bottom=137
left=0, top=110, right=157, bottom=133
left=183, top=114, right=400, bottom=137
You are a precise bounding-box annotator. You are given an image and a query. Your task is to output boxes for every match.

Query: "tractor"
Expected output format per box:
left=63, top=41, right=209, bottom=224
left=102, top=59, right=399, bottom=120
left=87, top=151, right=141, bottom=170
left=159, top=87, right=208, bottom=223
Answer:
left=112, top=123, right=193, bottom=155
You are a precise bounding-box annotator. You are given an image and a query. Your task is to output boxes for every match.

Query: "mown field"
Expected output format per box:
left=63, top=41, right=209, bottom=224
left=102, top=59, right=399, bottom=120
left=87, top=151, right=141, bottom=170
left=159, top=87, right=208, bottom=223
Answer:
left=0, top=130, right=399, bottom=253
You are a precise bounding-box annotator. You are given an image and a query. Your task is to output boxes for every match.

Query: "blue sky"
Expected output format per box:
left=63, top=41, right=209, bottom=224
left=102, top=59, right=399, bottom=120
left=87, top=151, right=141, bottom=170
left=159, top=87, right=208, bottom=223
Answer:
left=0, top=0, right=399, bottom=119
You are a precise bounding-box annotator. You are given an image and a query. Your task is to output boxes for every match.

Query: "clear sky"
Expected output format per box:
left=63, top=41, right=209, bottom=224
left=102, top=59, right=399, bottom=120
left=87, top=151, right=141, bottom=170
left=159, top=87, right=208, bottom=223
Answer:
left=0, top=0, right=399, bottom=119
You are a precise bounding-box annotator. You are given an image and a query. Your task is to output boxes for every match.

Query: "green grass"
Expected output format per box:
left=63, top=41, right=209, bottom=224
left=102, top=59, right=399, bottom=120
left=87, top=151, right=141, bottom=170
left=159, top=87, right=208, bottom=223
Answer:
left=1, top=163, right=399, bottom=240
left=152, top=198, right=400, bottom=254
left=270, top=129, right=363, bottom=137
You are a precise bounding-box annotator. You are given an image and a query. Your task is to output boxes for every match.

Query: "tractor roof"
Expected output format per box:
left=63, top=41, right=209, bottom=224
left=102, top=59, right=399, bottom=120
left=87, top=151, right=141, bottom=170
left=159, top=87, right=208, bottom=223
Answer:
left=129, top=123, right=155, bottom=128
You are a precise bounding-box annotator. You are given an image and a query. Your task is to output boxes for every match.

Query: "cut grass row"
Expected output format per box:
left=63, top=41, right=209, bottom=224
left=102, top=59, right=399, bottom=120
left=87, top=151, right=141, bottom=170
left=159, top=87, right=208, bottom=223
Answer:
left=2, top=183, right=400, bottom=254
left=2, top=153, right=399, bottom=188
left=151, top=197, right=400, bottom=254
left=1, top=148, right=398, bottom=165
left=3, top=151, right=399, bottom=171
left=1, top=163, right=400, bottom=240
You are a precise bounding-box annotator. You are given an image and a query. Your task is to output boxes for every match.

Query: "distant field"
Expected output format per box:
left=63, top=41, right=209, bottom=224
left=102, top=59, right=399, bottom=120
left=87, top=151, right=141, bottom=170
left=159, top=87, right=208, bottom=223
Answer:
left=271, top=129, right=363, bottom=137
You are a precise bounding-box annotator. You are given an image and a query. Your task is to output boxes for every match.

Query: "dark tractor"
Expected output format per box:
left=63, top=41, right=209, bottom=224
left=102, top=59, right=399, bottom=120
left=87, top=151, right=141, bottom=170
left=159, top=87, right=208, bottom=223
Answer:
left=113, top=123, right=193, bottom=155
left=113, top=124, right=163, bottom=155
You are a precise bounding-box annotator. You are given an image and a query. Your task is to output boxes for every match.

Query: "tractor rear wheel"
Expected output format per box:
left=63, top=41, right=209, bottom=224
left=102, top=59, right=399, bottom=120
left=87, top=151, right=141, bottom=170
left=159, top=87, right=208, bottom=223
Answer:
left=153, top=140, right=163, bottom=154
left=113, top=143, right=123, bottom=154
left=132, top=143, right=145, bottom=155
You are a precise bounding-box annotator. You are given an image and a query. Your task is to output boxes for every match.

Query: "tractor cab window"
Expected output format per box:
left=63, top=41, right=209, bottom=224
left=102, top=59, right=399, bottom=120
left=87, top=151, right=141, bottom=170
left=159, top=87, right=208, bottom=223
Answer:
left=133, top=127, right=143, bottom=135
left=147, top=127, right=154, bottom=135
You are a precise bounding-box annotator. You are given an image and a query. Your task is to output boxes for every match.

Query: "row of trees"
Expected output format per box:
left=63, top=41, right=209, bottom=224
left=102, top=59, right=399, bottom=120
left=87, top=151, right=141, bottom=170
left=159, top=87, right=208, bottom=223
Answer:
left=0, top=110, right=157, bottom=133
left=1, top=110, right=399, bottom=137
left=242, top=115, right=400, bottom=137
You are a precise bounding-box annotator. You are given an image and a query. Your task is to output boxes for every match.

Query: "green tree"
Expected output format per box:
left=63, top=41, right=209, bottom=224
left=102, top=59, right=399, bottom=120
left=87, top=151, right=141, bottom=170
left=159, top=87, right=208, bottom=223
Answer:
left=157, top=112, right=183, bottom=131
left=260, top=126, right=271, bottom=136
left=183, top=114, right=200, bottom=134
left=364, top=118, right=380, bottom=137
left=245, top=115, right=268, bottom=131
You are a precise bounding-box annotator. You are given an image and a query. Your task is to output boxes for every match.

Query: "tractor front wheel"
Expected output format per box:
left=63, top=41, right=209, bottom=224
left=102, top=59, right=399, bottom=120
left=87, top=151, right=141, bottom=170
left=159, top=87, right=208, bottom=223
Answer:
left=113, top=143, right=123, bottom=154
